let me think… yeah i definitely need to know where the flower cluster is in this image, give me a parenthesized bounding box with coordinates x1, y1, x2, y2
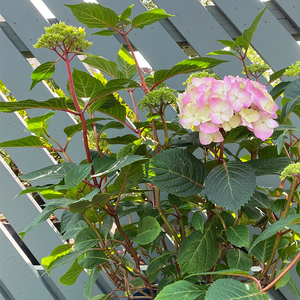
(177, 76, 279, 145)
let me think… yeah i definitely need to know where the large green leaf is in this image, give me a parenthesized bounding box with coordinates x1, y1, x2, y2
(286, 277, 300, 300)
(191, 212, 204, 232)
(226, 225, 250, 248)
(30, 61, 56, 90)
(65, 3, 119, 29)
(78, 250, 108, 269)
(284, 78, 300, 100)
(226, 249, 252, 271)
(275, 269, 290, 290)
(117, 45, 137, 79)
(269, 82, 290, 99)
(178, 222, 219, 274)
(26, 112, 55, 134)
(83, 55, 121, 79)
(155, 280, 207, 300)
(0, 136, 44, 148)
(146, 251, 173, 275)
(59, 259, 84, 286)
(60, 210, 84, 233)
(0, 98, 71, 113)
(153, 57, 227, 85)
(268, 67, 288, 84)
(102, 134, 139, 145)
(148, 148, 206, 197)
(205, 161, 256, 214)
(205, 279, 268, 300)
(247, 191, 270, 209)
(65, 164, 92, 189)
(249, 214, 300, 251)
(20, 163, 77, 181)
(74, 227, 100, 251)
(186, 269, 251, 278)
(131, 8, 174, 30)
(235, 6, 268, 50)
(84, 268, 99, 299)
(281, 95, 300, 123)
(63, 220, 89, 240)
(133, 216, 161, 245)
(246, 157, 292, 176)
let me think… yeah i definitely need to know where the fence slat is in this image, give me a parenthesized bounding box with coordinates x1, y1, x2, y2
(274, 0, 300, 31)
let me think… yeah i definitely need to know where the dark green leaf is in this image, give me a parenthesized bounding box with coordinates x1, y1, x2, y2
(297, 260, 300, 278)
(275, 269, 290, 290)
(284, 78, 300, 100)
(247, 191, 270, 209)
(117, 45, 137, 79)
(251, 235, 277, 263)
(281, 95, 300, 123)
(286, 277, 300, 300)
(65, 3, 119, 29)
(246, 157, 292, 176)
(269, 82, 290, 99)
(226, 225, 250, 248)
(191, 212, 204, 232)
(133, 216, 161, 245)
(0, 136, 44, 148)
(79, 250, 108, 269)
(84, 268, 99, 299)
(63, 220, 89, 240)
(131, 9, 174, 30)
(186, 268, 251, 278)
(59, 259, 84, 286)
(99, 215, 113, 238)
(69, 200, 94, 214)
(226, 249, 252, 271)
(146, 251, 173, 274)
(149, 148, 206, 197)
(205, 161, 256, 214)
(102, 134, 139, 145)
(205, 279, 268, 300)
(277, 131, 288, 155)
(268, 68, 288, 84)
(178, 222, 219, 273)
(74, 227, 99, 251)
(61, 211, 84, 233)
(65, 164, 92, 189)
(101, 121, 125, 132)
(30, 61, 56, 90)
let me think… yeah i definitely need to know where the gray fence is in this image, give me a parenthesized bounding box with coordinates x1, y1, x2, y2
(0, 0, 300, 299)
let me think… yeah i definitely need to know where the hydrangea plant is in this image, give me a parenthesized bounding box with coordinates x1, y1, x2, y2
(1, 3, 300, 300)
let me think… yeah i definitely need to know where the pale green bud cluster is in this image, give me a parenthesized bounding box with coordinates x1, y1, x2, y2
(284, 61, 300, 77)
(33, 21, 93, 52)
(139, 87, 177, 111)
(280, 162, 300, 180)
(182, 71, 220, 86)
(244, 63, 270, 75)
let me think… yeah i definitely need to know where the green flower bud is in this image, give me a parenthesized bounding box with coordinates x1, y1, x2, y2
(284, 61, 300, 77)
(243, 63, 270, 75)
(280, 162, 300, 180)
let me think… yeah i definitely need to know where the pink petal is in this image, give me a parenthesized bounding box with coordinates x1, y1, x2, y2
(200, 122, 219, 133)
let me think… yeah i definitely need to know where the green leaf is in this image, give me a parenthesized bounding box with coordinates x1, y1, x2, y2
(0, 136, 44, 148)
(83, 55, 121, 79)
(0, 98, 71, 113)
(246, 157, 292, 176)
(249, 214, 300, 251)
(74, 227, 100, 251)
(65, 3, 119, 29)
(269, 82, 290, 99)
(90, 295, 111, 300)
(63, 220, 89, 240)
(178, 222, 219, 273)
(297, 259, 300, 277)
(205, 279, 268, 300)
(205, 161, 256, 214)
(146, 251, 173, 274)
(235, 6, 268, 50)
(133, 216, 161, 245)
(79, 250, 108, 269)
(100, 215, 113, 238)
(102, 134, 139, 145)
(284, 78, 300, 100)
(92, 29, 115, 36)
(155, 281, 207, 300)
(93, 157, 117, 175)
(251, 235, 277, 263)
(207, 50, 238, 57)
(277, 131, 288, 155)
(226, 225, 250, 248)
(69, 200, 94, 214)
(129, 278, 144, 287)
(117, 45, 137, 79)
(65, 164, 92, 189)
(84, 268, 99, 299)
(100, 121, 125, 132)
(131, 8, 174, 30)
(281, 96, 300, 123)
(148, 148, 206, 197)
(59, 259, 84, 286)
(26, 112, 55, 134)
(91, 99, 126, 121)
(15, 184, 55, 198)
(226, 249, 252, 271)
(275, 269, 290, 290)
(216, 39, 236, 49)
(153, 57, 227, 85)
(61, 211, 84, 233)
(120, 4, 134, 20)
(186, 268, 251, 278)
(247, 191, 270, 209)
(191, 212, 204, 232)
(93, 155, 147, 177)
(30, 61, 56, 90)
(268, 67, 288, 84)
(286, 277, 300, 300)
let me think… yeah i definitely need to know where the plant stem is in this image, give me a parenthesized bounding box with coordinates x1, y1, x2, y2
(283, 177, 299, 218)
(160, 113, 169, 148)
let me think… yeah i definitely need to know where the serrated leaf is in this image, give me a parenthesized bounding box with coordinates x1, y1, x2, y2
(216, 39, 236, 49)
(155, 280, 207, 300)
(205, 161, 256, 214)
(178, 222, 219, 273)
(148, 148, 206, 197)
(133, 216, 161, 245)
(91, 100, 126, 121)
(191, 212, 204, 232)
(65, 3, 119, 29)
(226, 249, 252, 271)
(284, 78, 300, 100)
(59, 259, 84, 286)
(84, 268, 99, 299)
(131, 8, 174, 30)
(27, 112, 55, 134)
(63, 220, 89, 240)
(102, 134, 139, 145)
(117, 45, 137, 79)
(249, 214, 300, 251)
(268, 67, 288, 84)
(246, 157, 292, 176)
(30, 61, 56, 90)
(83, 55, 121, 79)
(0, 136, 44, 148)
(247, 191, 270, 209)
(281, 95, 300, 123)
(251, 235, 276, 263)
(146, 251, 173, 275)
(286, 277, 300, 300)
(153, 57, 227, 85)
(74, 227, 100, 251)
(92, 157, 117, 175)
(0, 98, 71, 113)
(235, 6, 268, 50)
(207, 50, 238, 57)
(61, 210, 84, 233)
(79, 250, 108, 269)
(226, 225, 250, 248)
(65, 164, 92, 189)
(269, 82, 290, 99)
(120, 4, 134, 20)
(93, 155, 147, 177)
(205, 279, 268, 300)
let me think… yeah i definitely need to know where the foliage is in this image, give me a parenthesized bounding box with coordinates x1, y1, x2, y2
(1, 3, 300, 300)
